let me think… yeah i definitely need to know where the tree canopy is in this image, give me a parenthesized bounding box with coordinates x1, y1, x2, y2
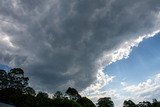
(123, 100, 136, 107)
(77, 97, 96, 107)
(97, 97, 114, 107)
(0, 68, 160, 107)
(66, 87, 81, 100)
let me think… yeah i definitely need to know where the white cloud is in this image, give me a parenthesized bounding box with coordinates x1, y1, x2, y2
(82, 31, 160, 106)
(84, 73, 160, 106)
(82, 68, 115, 94)
(81, 89, 124, 107)
(118, 74, 160, 103)
(82, 30, 160, 91)
(123, 73, 160, 102)
(97, 30, 160, 67)
(121, 82, 127, 87)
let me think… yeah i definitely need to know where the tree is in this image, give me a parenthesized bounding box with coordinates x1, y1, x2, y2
(0, 69, 8, 89)
(123, 100, 136, 107)
(37, 91, 49, 99)
(8, 68, 29, 90)
(66, 87, 81, 100)
(52, 98, 81, 107)
(137, 101, 152, 107)
(54, 91, 63, 99)
(0, 68, 29, 90)
(0, 68, 32, 106)
(152, 99, 159, 107)
(97, 97, 114, 107)
(77, 97, 96, 107)
(23, 86, 36, 96)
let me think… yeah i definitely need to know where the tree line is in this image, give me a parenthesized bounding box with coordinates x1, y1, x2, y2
(0, 68, 160, 107)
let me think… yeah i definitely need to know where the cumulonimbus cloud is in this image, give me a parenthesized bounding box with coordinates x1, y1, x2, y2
(0, 0, 159, 92)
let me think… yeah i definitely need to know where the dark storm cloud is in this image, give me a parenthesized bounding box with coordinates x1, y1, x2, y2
(0, 0, 159, 92)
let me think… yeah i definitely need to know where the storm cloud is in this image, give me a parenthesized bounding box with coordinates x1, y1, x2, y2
(0, 0, 159, 92)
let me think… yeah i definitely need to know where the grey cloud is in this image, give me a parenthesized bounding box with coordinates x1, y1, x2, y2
(0, 0, 159, 92)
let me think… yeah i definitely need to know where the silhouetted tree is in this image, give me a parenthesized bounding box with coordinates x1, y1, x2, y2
(66, 87, 81, 100)
(2, 68, 160, 107)
(37, 91, 48, 99)
(52, 98, 81, 107)
(8, 68, 29, 90)
(97, 97, 114, 107)
(0, 87, 22, 104)
(23, 86, 36, 96)
(152, 99, 159, 107)
(0, 69, 8, 89)
(0, 68, 32, 106)
(77, 97, 96, 107)
(54, 91, 63, 99)
(123, 100, 136, 107)
(0, 69, 81, 107)
(137, 101, 152, 107)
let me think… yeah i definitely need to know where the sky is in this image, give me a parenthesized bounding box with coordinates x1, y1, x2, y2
(100, 33, 160, 106)
(106, 33, 160, 83)
(0, 0, 160, 106)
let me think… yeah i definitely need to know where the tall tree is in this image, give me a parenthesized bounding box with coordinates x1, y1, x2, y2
(0, 68, 29, 90)
(97, 97, 114, 107)
(23, 86, 36, 96)
(137, 101, 152, 107)
(8, 68, 29, 90)
(66, 87, 81, 100)
(0, 69, 8, 89)
(123, 100, 136, 107)
(37, 91, 49, 99)
(152, 99, 159, 107)
(77, 97, 96, 107)
(54, 91, 63, 99)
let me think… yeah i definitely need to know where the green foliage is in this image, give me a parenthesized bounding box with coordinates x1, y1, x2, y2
(136, 101, 152, 107)
(52, 98, 81, 107)
(123, 99, 160, 107)
(66, 87, 81, 100)
(97, 97, 114, 107)
(23, 87, 36, 96)
(77, 97, 96, 107)
(152, 99, 160, 107)
(9, 68, 29, 89)
(1, 68, 160, 107)
(0, 69, 8, 89)
(54, 91, 63, 99)
(37, 91, 49, 99)
(123, 100, 136, 107)
(0, 68, 29, 90)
